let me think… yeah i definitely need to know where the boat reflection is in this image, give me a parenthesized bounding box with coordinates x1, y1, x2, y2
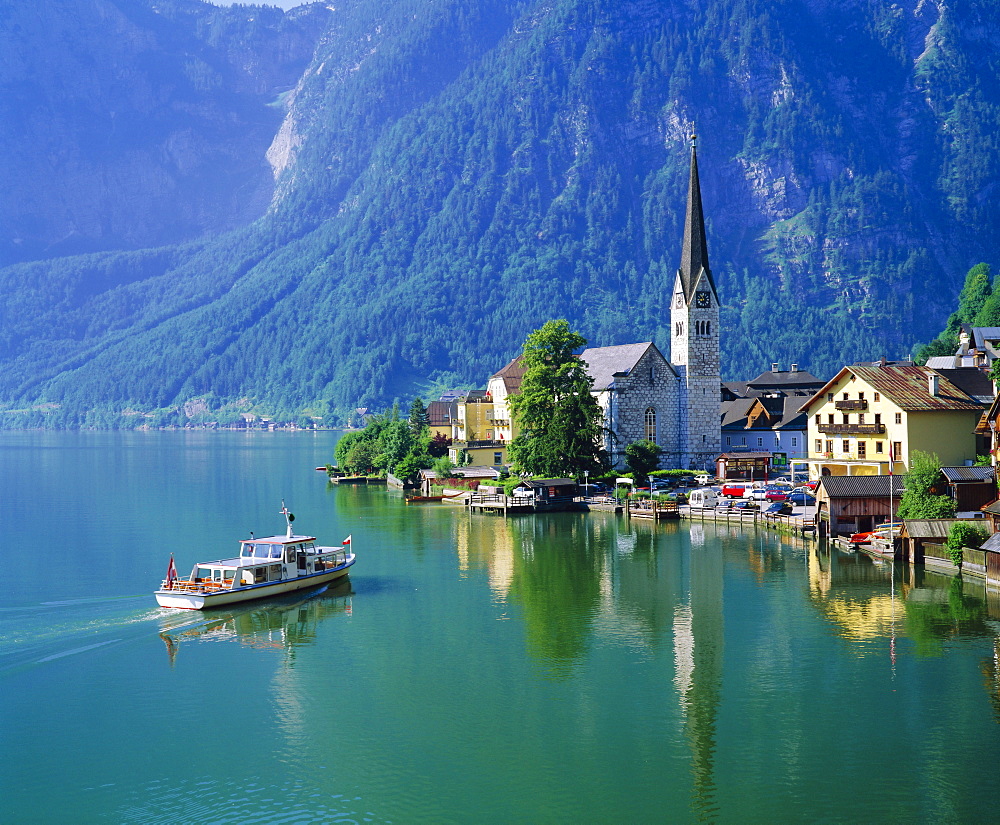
(158, 580, 354, 666)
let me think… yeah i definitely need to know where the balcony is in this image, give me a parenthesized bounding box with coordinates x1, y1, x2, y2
(817, 422, 885, 435)
(834, 399, 868, 411)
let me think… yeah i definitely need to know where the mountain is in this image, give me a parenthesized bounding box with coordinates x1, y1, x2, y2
(1, 0, 998, 428)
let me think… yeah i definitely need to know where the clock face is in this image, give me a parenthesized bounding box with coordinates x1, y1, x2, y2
(696, 291, 711, 308)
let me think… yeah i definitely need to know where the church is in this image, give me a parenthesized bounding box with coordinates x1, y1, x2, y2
(580, 139, 721, 471)
(469, 141, 722, 472)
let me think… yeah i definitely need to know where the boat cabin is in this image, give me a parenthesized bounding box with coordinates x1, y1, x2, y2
(185, 534, 350, 591)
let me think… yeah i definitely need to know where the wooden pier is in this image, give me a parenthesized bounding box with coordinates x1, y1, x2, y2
(680, 505, 817, 536)
(467, 492, 536, 515)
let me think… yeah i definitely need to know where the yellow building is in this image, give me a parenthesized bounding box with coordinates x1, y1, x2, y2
(449, 390, 507, 467)
(799, 365, 983, 478)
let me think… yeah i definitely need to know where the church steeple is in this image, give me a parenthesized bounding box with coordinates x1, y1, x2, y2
(678, 136, 715, 302)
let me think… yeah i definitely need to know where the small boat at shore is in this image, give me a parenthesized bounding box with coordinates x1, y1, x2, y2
(155, 504, 355, 610)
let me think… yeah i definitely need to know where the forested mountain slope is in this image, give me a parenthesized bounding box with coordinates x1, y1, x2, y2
(1, 0, 997, 427)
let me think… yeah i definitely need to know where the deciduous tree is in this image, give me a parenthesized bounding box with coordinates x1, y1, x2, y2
(507, 320, 607, 477)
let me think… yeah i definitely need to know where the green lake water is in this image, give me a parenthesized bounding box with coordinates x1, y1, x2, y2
(2, 430, 1000, 823)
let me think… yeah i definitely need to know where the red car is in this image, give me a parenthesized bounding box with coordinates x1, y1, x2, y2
(764, 489, 788, 502)
(721, 483, 747, 498)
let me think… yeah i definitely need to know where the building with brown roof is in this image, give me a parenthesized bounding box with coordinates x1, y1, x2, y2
(799, 364, 985, 478)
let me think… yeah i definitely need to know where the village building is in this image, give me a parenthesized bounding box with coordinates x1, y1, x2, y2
(799, 364, 984, 478)
(720, 395, 808, 464)
(815, 474, 905, 537)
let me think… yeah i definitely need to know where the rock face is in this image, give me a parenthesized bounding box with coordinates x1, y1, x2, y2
(0, 0, 330, 265)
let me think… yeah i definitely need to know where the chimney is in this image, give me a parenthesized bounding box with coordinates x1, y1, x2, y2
(928, 372, 940, 397)
(960, 331, 970, 355)
(790, 363, 799, 373)
(771, 362, 780, 372)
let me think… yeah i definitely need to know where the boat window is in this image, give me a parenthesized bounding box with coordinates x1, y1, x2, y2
(270, 544, 282, 559)
(254, 567, 267, 584)
(241, 543, 254, 557)
(213, 569, 222, 581)
(269, 564, 282, 580)
(285, 545, 295, 564)
(223, 570, 235, 581)
(197, 567, 213, 580)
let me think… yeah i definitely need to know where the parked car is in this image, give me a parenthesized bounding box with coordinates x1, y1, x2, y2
(786, 492, 816, 505)
(745, 486, 783, 501)
(764, 502, 793, 516)
(721, 483, 747, 498)
(719, 499, 757, 511)
(804, 480, 819, 491)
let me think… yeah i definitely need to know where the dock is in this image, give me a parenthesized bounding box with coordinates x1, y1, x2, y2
(680, 505, 817, 536)
(327, 475, 386, 485)
(467, 492, 536, 515)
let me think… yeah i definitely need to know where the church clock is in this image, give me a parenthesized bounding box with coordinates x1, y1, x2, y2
(695, 291, 711, 308)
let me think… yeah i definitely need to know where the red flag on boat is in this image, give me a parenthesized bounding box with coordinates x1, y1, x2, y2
(342, 535, 352, 546)
(165, 555, 178, 590)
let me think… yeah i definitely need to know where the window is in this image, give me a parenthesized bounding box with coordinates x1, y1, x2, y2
(859, 392, 865, 400)
(757, 437, 763, 447)
(895, 412, 902, 424)
(858, 441, 866, 458)
(874, 413, 881, 424)
(644, 407, 656, 441)
(826, 440, 834, 454)
(875, 441, 884, 453)
(874, 393, 880, 402)
(843, 392, 849, 400)
(827, 393, 834, 402)
(815, 439, 822, 453)
(892, 442, 902, 461)
(792, 437, 798, 447)
(815, 414, 820, 425)
(842, 440, 850, 453)
(775, 435, 780, 446)
(842, 414, 849, 425)
(741, 436, 746, 445)
(494, 452, 502, 465)
(828, 414, 834, 424)
(726, 436, 732, 446)
(859, 413, 865, 424)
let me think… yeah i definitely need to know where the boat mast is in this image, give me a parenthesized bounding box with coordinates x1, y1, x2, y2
(280, 501, 294, 539)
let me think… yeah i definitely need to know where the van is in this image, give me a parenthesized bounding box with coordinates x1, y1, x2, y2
(688, 488, 718, 509)
(720, 483, 746, 498)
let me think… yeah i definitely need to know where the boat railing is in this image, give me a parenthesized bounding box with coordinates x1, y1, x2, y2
(160, 578, 230, 593)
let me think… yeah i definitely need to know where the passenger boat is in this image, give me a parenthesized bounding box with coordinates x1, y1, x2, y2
(155, 504, 355, 610)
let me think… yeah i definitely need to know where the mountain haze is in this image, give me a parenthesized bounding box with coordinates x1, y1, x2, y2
(1, 0, 998, 427)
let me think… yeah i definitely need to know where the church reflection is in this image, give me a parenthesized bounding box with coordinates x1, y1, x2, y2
(158, 580, 354, 667)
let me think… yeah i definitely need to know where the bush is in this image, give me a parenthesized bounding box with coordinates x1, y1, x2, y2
(946, 522, 989, 569)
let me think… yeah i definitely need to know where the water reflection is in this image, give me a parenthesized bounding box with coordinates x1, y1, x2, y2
(158, 581, 354, 667)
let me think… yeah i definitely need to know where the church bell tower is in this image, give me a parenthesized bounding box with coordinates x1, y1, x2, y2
(670, 136, 721, 469)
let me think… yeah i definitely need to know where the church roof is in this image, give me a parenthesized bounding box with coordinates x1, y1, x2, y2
(677, 142, 716, 302)
(580, 342, 674, 391)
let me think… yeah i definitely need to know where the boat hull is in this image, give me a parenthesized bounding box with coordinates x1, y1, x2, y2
(155, 558, 355, 610)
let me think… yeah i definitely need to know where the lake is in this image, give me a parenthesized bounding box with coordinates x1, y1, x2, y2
(2, 430, 999, 823)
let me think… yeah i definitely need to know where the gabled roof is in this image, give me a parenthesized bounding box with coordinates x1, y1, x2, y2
(746, 367, 824, 391)
(971, 327, 1000, 349)
(490, 355, 527, 396)
(676, 142, 716, 303)
(799, 365, 983, 413)
(981, 531, 1000, 552)
(519, 478, 577, 489)
(941, 466, 995, 483)
(720, 398, 754, 428)
(580, 342, 674, 391)
(819, 475, 905, 498)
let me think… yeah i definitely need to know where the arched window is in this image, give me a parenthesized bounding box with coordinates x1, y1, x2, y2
(645, 407, 656, 442)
